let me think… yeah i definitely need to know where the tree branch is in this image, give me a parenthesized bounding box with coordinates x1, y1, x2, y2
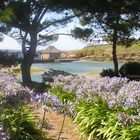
(39, 11, 87, 32)
(37, 8, 48, 24)
(20, 30, 28, 55)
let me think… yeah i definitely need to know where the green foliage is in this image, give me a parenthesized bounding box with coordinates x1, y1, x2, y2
(72, 40, 140, 59)
(70, 0, 140, 75)
(100, 68, 117, 77)
(50, 87, 76, 117)
(103, 36, 136, 47)
(48, 75, 140, 139)
(71, 0, 140, 43)
(75, 50, 84, 58)
(0, 7, 13, 22)
(0, 105, 44, 140)
(50, 87, 76, 105)
(119, 62, 140, 77)
(75, 49, 95, 58)
(0, 1, 13, 40)
(4, 0, 79, 83)
(0, 51, 20, 67)
(74, 99, 111, 138)
(74, 98, 140, 140)
(71, 27, 93, 41)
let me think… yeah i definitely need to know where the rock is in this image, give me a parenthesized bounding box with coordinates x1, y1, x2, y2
(42, 69, 76, 82)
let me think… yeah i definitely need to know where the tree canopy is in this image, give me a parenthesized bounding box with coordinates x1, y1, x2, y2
(1, 0, 140, 83)
(69, 0, 140, 75)
(0, 0, 13, 41)
(3, 0, 81, 84)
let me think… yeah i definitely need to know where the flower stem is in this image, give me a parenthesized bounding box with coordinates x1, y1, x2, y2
(41, 110, 46, 131)
(57, 114, 66, 140)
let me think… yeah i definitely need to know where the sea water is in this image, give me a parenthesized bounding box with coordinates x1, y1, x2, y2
(32, 61, 122, 82)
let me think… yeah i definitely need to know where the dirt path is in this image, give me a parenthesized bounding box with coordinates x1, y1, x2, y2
(34, 108, 84, 140)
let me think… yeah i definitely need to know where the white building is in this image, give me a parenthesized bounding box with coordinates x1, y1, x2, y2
(0, 46, 61, 61)
(0, 50, 42, 60)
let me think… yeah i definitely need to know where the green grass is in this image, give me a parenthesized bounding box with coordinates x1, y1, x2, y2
(71, 40, 140, 60)
(16, 67, 45, 75)
(30, 67, 45, 73)
(85, 71, 100, 78)
(85, 40, 140, 55)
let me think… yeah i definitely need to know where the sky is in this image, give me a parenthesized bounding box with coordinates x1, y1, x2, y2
(0, 19, 89, 51)
(1, 30, 140, 51)
(0, 20, 140, 51)
(0, 34, 87, 51)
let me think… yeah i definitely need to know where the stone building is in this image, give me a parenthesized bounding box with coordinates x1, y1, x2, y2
(42, 46, 61, 60)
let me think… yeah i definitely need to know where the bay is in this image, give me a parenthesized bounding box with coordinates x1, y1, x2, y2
(32, 61, 122, 82)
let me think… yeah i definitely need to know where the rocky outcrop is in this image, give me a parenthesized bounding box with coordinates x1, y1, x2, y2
(42, 69, 76, 82)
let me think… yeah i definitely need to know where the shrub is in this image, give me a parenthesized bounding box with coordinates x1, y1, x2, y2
(0, 51, 20, 67)
(100, 68, 116, 77)
(119, 62, 140, 77)
(0, 71, 32, 107)
(75, 49, 95, 58)
(0, 105, 44, 140)
(74, 99, 140, 140)
(49, 75, 140, 140)
(74, 99, 113, 139)
(0, 72, 45, 140)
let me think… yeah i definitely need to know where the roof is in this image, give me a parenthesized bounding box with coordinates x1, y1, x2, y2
(43, 46, 61, 53)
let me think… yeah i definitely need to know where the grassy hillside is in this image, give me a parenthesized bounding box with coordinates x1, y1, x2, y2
(90, 41, 140, 55)
(62, 41, 140, 61)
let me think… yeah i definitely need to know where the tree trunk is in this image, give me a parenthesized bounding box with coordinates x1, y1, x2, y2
(21, 54, 32, 84)
(21, 32, 37, 85)
(112, 28, 119, 76)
